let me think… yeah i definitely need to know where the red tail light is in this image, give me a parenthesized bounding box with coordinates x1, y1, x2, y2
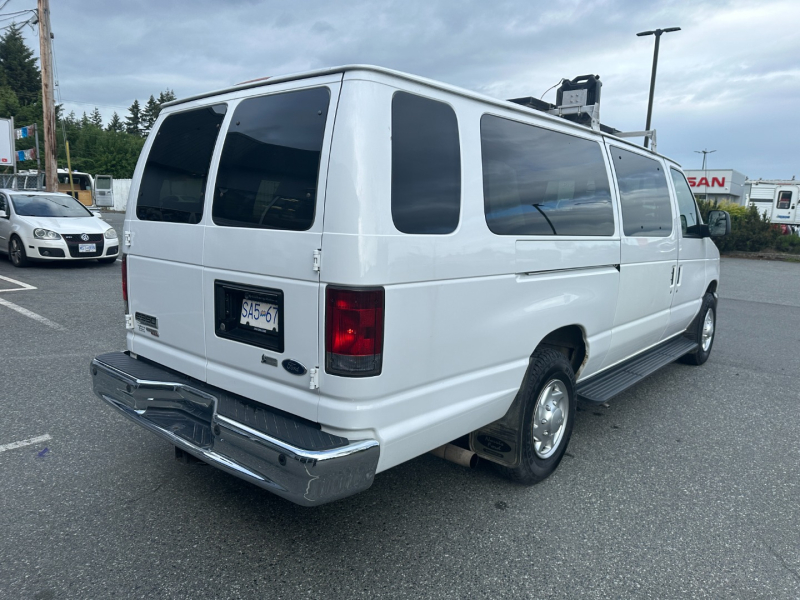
(121, 254, 128, 303)
(326, 287, 384, 377)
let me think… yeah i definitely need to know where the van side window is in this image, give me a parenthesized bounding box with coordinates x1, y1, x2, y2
(611, 148, 672, 237)
(391, 92, 461, 234)
(212, 87, 330, 232)
(670, 168, 702, 236)
(0, 194, 6, 212)
(137, 104, 227, 224)
(777, 191, 792, 209)
(481, 115, 614, 236)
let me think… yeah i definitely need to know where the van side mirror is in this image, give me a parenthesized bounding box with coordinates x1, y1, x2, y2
(707, 210, 731, 237)
(0, 209, 7, 219)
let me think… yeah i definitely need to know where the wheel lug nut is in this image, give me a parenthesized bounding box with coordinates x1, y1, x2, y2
(541, 419, 547, 424)
(546, 405, 551, 411)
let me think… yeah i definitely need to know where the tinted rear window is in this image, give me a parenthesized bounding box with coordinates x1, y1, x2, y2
(481, 115, 614, 236)
(212, 87, 330, 231)
(611, 148, 673, 237)
(391, 92, 461, 234)
(137, 104, 227, 224)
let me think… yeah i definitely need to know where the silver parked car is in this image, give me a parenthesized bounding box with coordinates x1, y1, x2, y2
(0, 190, 119, 267)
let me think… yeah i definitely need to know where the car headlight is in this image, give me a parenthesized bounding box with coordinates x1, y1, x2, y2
(104, 228, 118, 239)
(33, 228, 61, 240)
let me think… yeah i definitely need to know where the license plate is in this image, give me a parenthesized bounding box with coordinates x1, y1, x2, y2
(79, 243, 96, 253)
(240, 299, 279, 332)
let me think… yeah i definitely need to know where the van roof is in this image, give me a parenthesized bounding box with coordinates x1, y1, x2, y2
(164, 64, 679, 165)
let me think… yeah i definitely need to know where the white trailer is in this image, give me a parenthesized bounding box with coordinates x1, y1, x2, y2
(747, 180, 800, 225)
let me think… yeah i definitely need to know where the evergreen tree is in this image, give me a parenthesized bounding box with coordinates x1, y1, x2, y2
(157, 89, 177, 104)
(125, 99, 141, 136)
(141, 95, 159, 134)
(81, 111, 90, 128)
(0, 25, 41, 105)
(106, 112, 123, 132)
(0, 86, 20, 116)
(90, 107, 103, 128)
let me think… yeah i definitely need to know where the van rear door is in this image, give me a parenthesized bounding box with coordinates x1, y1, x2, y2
(201, 77, 341, 421)
(126, 103, 228, 381)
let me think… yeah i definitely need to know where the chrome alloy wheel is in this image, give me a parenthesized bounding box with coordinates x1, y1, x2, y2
(9, 238, 22, 266)
(701, 307, 715, 352)
(532, 379, 568, 459)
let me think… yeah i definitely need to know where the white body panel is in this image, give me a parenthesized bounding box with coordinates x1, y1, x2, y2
(122, 65, 721, 475)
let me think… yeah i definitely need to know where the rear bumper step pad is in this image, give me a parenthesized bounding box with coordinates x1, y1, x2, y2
(90, 351, 379, 506)
(577, 337, 698, 404)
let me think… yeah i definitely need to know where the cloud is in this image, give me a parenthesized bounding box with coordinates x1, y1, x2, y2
(15, 0, 800, 178)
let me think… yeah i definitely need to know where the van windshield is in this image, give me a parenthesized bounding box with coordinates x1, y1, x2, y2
(11, 194, 93, 217)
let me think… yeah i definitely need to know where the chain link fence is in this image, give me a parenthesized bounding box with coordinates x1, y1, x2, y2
(0, 173, 45, 190)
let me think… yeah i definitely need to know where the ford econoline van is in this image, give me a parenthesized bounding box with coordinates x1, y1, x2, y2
(91, 65, 730, 506)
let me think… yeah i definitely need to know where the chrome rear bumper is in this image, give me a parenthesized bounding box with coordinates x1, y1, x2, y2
(90, 352, 379, 506)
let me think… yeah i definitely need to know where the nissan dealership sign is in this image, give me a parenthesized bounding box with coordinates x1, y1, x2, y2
(683, 168, 747, 202)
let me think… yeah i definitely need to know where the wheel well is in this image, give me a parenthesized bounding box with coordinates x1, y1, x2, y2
(538, 325, 587, 376)
(706, 280, 718, 295)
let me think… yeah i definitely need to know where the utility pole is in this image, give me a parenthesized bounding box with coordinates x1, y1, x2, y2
(37, 0, 57, 192)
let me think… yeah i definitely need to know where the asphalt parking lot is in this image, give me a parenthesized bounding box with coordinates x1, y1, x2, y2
(1, 226, 799, 599)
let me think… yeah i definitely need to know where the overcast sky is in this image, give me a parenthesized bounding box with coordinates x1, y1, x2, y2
(12, 0, 800, 179)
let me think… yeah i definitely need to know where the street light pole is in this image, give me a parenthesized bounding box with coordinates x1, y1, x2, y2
(694, 148, 716, 170)
(637, 27, 681, 149)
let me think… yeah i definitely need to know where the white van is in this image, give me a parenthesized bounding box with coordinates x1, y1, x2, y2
(91, 65, 730, 506)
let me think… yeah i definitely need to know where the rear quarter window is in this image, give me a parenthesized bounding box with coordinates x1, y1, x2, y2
(136, 104, 227, 224)
(211, 87, 330, 232)
(481, 115, 614, 236)
(391, 92, 461, 234)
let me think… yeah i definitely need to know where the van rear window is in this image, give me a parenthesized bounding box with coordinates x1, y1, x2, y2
(211, 87, 330, 231)
(391, 92, 461, 234)
(481, 115, 614, 236)
(136, 104, 227, 224)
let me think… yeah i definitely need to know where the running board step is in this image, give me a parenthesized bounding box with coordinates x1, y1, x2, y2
(577, 337, 698, 404)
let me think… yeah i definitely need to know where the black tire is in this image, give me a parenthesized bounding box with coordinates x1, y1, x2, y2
(680, 292, 717, 366)
(9, 236, 28, 267)
(497, 347, 577, 485)
(97, 256, 117, 264)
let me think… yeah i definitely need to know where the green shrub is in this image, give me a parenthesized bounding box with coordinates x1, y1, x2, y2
(696, 198, 786, 253)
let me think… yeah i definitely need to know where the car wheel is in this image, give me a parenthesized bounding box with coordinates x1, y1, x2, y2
(497, 347, 576, 485)
(97, 257, 117, 264)
(680, 292, 717, 366)
(9, 236, 28, 267)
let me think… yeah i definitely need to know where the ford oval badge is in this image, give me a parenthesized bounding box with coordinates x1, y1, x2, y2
(282, 359, 307, 376)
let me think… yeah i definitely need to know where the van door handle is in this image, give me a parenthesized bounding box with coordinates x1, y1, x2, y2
(676, 266, 682, 286)
(670, 266, 676, 286)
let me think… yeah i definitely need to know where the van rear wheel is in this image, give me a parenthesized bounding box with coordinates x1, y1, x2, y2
(497, 347, 576, 485)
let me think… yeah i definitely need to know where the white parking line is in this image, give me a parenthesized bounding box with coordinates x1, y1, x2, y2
(0, 274, 37, 292)
(0, 297, 65, 330)
(0, 434, 52, 454)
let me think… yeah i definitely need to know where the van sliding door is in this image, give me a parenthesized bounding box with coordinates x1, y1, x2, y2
(602, 145, 678, 368)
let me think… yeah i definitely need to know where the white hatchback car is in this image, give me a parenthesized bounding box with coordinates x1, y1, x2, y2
(0, 190, 120, 267)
